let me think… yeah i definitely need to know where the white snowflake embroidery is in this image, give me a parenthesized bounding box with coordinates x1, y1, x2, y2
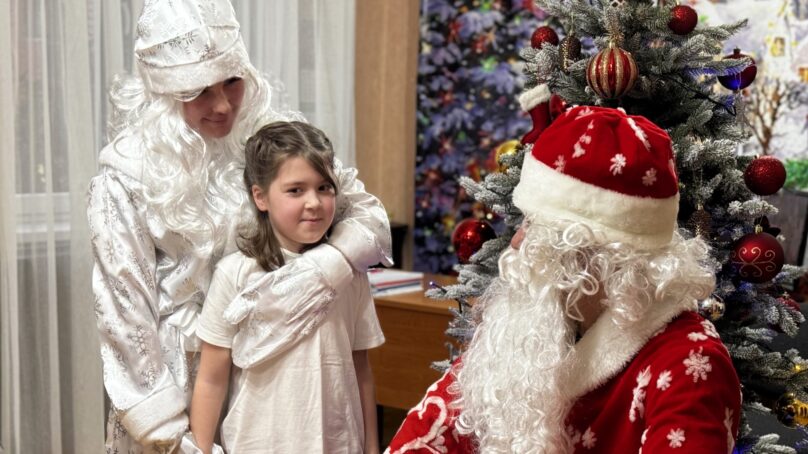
(724, 408, 735, 454)
(667, 428, 686, 448)
(642, 168, 658, 186)
(576, 107, 594, 119)
(629, 366, 652, 422)
(127, 325, 150, 356)
(701, 320, 720, 338)
(554, 155, 566, 172)
(140, 362, 158, 389)
(573, 133, 592, 158)
(610, 153, 627, 175)
(573, 142, 586, 158)
(687, 332, 708, 342)
(656, 370, 672, 391)
(582, 427, 597, 449)
(689, 319, 720, 342)
(587, 120, 595, 130)
(684, 347, 712, 383)
(627, 117, 651, 150)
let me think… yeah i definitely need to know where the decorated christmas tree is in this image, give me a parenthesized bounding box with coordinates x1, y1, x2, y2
(429, 0, 808, 451)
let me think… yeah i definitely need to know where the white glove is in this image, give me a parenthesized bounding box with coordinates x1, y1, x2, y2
(223, 244, 353, 369)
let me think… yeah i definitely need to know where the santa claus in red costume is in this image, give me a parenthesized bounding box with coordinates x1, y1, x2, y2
(387, 85, 742, 453)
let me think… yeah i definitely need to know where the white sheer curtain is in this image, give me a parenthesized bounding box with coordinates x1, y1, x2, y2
(235, 0, 357, 164)
(1, 0, 105, 452)
(0, 0, 356, 452)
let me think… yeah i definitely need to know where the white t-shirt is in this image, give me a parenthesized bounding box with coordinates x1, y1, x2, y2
(196, 250, 385, 453)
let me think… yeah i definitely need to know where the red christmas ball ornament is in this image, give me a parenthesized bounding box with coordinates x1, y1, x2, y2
(744, 155, 787, 196)
(668, 5, 698, 35)
(531, 26, 559, 49)
(717, 48, 757, 91)
(586, 41, 639, 99)
(731, 230, 785, 283)
(451, 218, 496, 264)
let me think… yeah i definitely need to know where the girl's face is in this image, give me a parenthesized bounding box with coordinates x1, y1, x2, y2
(182, 77, 245, 139)
(252, 156, 336, 253)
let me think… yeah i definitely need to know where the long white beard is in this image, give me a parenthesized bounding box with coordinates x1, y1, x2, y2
(455, 246, 576, 454)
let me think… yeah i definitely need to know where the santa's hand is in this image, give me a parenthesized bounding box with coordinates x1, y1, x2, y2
(177, 432, 224, 454)
(223, 243, 353, 369)
(141, 412, 187, 453)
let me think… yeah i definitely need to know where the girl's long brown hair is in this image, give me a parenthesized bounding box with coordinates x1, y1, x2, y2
(239, 121, 338, 271)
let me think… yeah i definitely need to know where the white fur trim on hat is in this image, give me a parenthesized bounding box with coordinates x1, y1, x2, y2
(518, 84, 551, 112)
(513, 154, 679, 250)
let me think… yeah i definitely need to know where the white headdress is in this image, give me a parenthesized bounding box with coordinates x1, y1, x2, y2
(134, 0, 251, 99)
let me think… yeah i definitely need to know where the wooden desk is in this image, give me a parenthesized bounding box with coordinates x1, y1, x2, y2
(369, 274, 459, 410)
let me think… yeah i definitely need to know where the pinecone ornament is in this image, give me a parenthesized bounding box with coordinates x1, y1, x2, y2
(610, 0, 627, 8)
(687, 205, 712, 238)
(559, 32, 582, 73)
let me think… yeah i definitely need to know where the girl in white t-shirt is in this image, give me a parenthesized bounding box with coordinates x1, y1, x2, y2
(190, 121, 384, 454)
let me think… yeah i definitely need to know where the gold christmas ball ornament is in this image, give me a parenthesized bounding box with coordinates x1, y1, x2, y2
(494, 140, 521, 172)
(774, 393, 808, 428)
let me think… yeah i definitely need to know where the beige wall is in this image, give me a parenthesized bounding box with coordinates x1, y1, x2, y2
(355, 1, 420, 269)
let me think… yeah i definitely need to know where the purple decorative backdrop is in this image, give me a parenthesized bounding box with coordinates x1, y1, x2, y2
(414, 0, 545, 273)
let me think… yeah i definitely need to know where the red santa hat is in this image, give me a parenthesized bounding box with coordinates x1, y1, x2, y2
(513, 105, 680, 250)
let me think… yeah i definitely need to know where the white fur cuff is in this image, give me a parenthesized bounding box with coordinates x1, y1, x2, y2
(518, 84, 551, 112)
(122, 384, 186, 442)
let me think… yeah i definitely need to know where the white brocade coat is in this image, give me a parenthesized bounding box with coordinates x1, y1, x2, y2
(87, 132, 392, 453)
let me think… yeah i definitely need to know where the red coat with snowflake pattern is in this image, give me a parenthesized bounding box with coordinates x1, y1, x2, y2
(386, 311, 741, 453)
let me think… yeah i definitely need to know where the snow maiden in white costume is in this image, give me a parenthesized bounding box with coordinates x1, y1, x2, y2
(87, 1, 391, 452)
